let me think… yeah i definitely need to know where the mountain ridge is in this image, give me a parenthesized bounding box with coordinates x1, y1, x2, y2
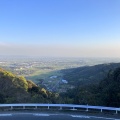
(62, 63, 120, 86)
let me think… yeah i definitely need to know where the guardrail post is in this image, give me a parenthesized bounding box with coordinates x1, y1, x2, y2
(86, 104, 88, 111)
(35, 106, 37, 109)
(72, 107, 75, 110)
(60, 106, 62, 110)
(116, 110, 118, 114)
(48, 106, 49, 109)
(86, 108, 88, 111)
(11, 106, 13, 110)
(23, 106, 25, 109)
(71, 107, 77, 110)
(101, 109, 103, 112)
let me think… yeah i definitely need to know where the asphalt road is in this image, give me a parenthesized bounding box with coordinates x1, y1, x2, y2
(0, 112, 119, 120)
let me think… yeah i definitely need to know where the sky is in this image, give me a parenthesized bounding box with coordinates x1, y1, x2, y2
(0, 0, 120, 58)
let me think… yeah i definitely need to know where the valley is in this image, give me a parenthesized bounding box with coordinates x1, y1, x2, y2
(0, 56, 120, 107)
(0, 56, 120, 93)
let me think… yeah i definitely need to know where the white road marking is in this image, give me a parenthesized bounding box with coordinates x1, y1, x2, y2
(33, 114, 49, 116)
(0, 114, 12, 116)
(71, 115, 120, 120)
(13, 113, 32, 115)
(71, 115, 90, 118)
(90, 116, 120, 120)
(0, 113, 119, 120)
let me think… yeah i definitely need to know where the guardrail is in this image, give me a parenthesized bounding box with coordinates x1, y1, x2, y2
(0, 104, 120, 114)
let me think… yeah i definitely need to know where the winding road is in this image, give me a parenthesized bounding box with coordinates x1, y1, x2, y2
(0, 111, 119, 120)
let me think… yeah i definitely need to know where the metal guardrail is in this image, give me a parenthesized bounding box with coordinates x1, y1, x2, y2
(0, 104, 120, 114)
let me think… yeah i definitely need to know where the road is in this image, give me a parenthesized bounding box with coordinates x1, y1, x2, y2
(0, 112, 119, 120)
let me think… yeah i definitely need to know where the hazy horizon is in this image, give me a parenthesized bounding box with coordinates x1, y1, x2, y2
(0, 0, 120, 58)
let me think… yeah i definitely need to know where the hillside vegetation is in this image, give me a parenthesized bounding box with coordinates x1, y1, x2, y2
(60, 67, 120, 107)
(62, 63, 120, 86)
(0, 65, 120, 108)
(0, 68, 58, 103)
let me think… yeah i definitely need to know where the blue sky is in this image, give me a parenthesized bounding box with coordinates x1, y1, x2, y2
(0, 0, 120, 57)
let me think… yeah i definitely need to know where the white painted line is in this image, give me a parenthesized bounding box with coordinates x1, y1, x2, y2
(12, 113, 33, 116)
(71, 115, 90, 118)
(33, 114, 49, 116)
(91, 116, 114, 120)
(71, 115, 120, 120)
(90, 116, 120, 120)
(0, 114, 12, 116)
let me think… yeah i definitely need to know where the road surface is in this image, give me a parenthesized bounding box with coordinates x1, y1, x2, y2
(0, 111, 119, 120)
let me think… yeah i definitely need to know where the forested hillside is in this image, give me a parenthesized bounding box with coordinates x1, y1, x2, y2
(0, 68, 59, 103)
(62, 63, 120, 86)
(0, 66, 120, 107)
(60, 67, 120, 107)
